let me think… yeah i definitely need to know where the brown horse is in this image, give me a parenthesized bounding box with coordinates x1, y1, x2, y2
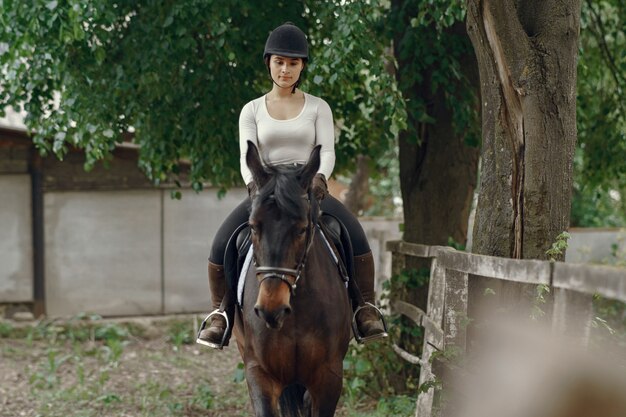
(231, 141, 352, 417)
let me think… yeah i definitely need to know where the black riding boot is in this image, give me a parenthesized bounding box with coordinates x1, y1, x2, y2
(353, 251, 387, 343)
(196, 262, 231, 349)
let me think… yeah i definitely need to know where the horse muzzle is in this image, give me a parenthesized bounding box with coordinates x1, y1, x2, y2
(253, 266, 298, 330)
(254, 304, 292, 330)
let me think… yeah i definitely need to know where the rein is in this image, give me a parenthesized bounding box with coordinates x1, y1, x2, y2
(254, 193, 315, 296)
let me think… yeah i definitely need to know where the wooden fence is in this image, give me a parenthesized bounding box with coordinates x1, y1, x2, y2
(387, 240, 626, 417)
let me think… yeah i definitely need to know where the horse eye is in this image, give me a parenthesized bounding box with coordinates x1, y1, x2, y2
(298, 227, 307, 236)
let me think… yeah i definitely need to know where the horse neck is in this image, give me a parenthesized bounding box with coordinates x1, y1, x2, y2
(303, 236, 342, 287)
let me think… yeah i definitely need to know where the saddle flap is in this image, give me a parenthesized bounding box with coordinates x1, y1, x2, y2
(319, 213, 354, 282)
(223, 222, 252, 296)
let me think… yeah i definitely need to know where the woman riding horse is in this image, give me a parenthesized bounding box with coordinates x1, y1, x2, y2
(197, 22, 386, 348)
(235, 141, 351, 416)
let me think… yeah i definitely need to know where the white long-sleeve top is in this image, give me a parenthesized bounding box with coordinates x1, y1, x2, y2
(239, 92, 336, 185)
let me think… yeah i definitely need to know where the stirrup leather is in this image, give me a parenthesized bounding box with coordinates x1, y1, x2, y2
(196, 309, 231, 350)
(352, 302, 389, 344)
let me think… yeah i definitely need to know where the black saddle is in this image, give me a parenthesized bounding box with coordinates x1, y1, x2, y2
(223, 213, 354, 299)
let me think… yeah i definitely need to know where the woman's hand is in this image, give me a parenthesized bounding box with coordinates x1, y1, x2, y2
(312, 173, 328, 201)
(247, 181, 258, 197)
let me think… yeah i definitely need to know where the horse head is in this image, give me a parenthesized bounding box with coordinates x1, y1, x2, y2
(246, 140, 321, 330)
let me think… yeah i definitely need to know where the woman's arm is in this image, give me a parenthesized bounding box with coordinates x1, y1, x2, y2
(315, 98, 336, 179)
(239, 101, 257, 185)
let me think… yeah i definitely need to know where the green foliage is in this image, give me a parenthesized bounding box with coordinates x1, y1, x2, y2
(190, 382, 214, 410)
(387, 0, 479, 146)
(530, 284, 551, 321)
(590, 239, 626, 348)
(571, 173, 626, 227)
(574, 0, 626, 225)
(166, 319, 194, 351)
(342, 268, 428, 404)
(368, 395, 416, 417)
(29, 348, 73, 389)
(233, 361, 246, 383)
(545, 231, 571, 261)
(343, 338, 418, 402)
(594, 297, 626, 336)
(386, 267, 430, 292)
(306, 1, 406, 175)
(0, 1, 404, 190)
(94, 323, 130, 342)
(365, 147, 402, 217)
(0, 321, 14, 338)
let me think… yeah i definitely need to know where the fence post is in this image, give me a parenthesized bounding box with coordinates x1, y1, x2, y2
(439, 266, 469, 417)
(415, 250, 446, 417)
(551, 288, 593, 347)
(443, 269, 469, 352)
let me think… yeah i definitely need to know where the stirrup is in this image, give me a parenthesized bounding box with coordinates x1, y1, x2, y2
(352, 302, 389, 344)
(196, 309, 231, 350)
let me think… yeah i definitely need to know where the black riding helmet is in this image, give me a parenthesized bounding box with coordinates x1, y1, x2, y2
(263, 22, 308, 93)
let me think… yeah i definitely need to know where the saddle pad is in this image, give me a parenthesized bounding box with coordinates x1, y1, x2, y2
(237, 244, 254, 306)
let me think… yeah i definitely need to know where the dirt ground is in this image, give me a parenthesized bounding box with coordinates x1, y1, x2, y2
(0, 315, 384, 417)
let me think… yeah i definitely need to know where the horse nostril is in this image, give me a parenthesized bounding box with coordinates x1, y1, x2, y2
(254, 306, 261, 317)
(283, 306, 292, 316)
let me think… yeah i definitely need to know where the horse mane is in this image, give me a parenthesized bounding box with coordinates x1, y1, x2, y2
(252, 164, 320, 224)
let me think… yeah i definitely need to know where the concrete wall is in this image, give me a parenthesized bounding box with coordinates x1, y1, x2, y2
(566, 228, 626, 264)
(44, 190, 162, 316)
(40, 188, 400, 317)
(361, 217, 403, 295)
(163, 188, 247, 313)
(43, 188, 248, 316)
(0, 175, 33, 302)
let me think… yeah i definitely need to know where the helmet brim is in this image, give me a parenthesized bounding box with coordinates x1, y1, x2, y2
(264, 49, 308, 59)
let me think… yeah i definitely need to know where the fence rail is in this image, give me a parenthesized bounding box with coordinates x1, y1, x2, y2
(386, 240, 626, 417)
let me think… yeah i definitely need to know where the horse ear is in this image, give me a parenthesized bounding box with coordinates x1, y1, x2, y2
(246, 141, 270, 187)
(300, 145, 321, 189)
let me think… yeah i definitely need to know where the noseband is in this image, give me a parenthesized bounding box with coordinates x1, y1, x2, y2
(254, 194, 315, 296)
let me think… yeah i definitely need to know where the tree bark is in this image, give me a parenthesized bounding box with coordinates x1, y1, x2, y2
(467, 0, 581, 260)
(391, 5, 480, 317)
(392, 18, 480, 250)
(344, 155, 371, 216)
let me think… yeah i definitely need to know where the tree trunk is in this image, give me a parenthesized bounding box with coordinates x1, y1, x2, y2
(392, 20, 480, 250)
(344, 155, 371, 216)
(467, 0, 581, 260)
(391, 5, 480, 315)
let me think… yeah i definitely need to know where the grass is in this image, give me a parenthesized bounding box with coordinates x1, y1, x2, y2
(0, 315, 415, 417)
(1, 315, 248, 417)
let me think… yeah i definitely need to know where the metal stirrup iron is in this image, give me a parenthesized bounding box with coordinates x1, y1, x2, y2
(196, 309, 231, 350)
(352, 302, 389, 344)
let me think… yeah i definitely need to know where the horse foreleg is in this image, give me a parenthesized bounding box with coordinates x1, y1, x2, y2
(245, 362, 282, 417)
(306, 363, 343, 417)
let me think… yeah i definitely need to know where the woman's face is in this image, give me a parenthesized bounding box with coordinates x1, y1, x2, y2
(269, 55, 304, 88)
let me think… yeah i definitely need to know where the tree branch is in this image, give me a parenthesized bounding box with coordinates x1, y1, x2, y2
(585, 0, 626, 93)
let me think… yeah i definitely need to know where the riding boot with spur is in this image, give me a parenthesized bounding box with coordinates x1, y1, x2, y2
(353, 251, 388, 343)
(196, 262, 231, 349)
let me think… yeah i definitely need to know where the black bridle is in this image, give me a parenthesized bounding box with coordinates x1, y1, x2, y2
(254, 194, 316, 296)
